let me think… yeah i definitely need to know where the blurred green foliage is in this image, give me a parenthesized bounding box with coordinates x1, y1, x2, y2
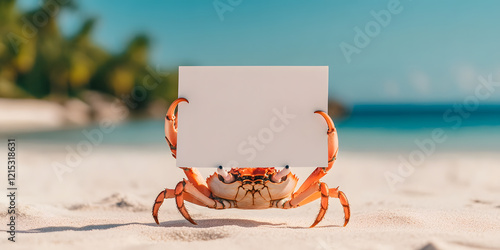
(0, 0, 178, 110)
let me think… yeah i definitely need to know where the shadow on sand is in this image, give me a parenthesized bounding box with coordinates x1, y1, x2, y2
(10, 217, 340, 234)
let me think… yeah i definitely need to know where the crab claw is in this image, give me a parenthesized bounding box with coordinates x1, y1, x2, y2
(271, 165, 290, 183)
(165, 98, 189, 158)
(217, 166, 235, 183)
(314, 111, 338, 171)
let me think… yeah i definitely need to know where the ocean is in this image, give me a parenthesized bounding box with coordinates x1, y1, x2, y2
(7, 111, 500, 152)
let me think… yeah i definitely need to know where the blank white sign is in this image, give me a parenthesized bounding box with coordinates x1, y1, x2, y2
(176, 66, 328, 168)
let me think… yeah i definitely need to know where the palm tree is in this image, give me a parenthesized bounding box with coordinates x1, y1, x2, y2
(0, 0, 179, 113)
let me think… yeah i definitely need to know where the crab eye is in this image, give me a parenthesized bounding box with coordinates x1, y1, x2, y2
(217, 166, 236, 183)
(271, 165, 290, 183)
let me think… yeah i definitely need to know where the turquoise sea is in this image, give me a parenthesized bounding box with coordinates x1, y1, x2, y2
(7, 105, 500, 152)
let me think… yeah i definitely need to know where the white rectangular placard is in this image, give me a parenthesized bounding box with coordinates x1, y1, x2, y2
(176, 66, 328, 168)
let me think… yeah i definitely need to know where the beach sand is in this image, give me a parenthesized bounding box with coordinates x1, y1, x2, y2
(1, 144, 499, 250)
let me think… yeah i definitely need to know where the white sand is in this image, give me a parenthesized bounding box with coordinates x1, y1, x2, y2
(1, 144, 499, 249)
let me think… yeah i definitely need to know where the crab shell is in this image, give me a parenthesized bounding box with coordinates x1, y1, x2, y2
(206, 167, 298, 209)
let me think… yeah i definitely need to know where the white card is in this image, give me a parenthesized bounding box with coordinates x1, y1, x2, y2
(176, 66, 328, 168)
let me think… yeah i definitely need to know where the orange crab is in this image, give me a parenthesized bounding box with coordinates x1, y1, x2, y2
(152, 98, 350, 228)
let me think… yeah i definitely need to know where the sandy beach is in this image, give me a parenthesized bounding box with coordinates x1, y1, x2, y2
(3, 1, 500, 249)
(1, 144, 499, 250)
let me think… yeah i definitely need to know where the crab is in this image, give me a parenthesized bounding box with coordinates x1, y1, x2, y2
(152, 98, 350, 228)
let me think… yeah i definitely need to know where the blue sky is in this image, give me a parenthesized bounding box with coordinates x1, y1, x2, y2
(17, 0, 500, 105)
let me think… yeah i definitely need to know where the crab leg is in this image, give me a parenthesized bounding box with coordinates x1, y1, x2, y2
(330, 187, 350, 227)
(152, 188, 207, 225)
(165, 98, 189, 158)
(153, 168, 211, 224)
(310, 182, 329, 228)
(294, 111, 339, 197)
(152, 188, 174, 224)
(181, 167, 212, 197)
(283, 182, 350, 227)
(153, 179, 229, 225)
(174, 181, 198, 225)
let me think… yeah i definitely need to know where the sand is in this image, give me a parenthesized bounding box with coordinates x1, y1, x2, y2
(1, 144, 499, 250)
